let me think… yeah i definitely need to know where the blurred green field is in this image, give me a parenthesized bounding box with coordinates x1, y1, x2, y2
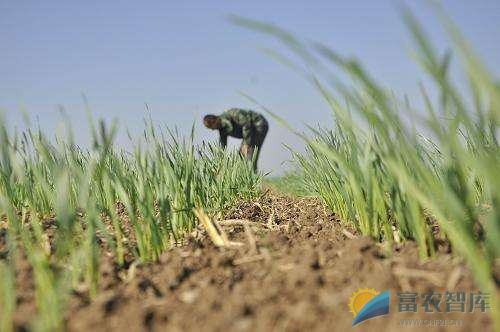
(264, 171, 311, 197)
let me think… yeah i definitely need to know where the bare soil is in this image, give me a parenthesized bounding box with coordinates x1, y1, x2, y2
(7, 190, 495, 331)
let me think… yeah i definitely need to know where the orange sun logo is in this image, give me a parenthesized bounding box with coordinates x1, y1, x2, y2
(348, 288, 380, 317)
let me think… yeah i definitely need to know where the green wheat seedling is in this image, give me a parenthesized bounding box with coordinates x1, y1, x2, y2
(0, 112, 261, 330)
(232, 6, 499, 328)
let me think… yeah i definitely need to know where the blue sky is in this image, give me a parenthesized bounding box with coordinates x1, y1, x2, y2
(1, 1, 499, 173)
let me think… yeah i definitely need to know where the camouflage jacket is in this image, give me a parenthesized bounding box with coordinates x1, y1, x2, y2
(218, 108, 266, 146)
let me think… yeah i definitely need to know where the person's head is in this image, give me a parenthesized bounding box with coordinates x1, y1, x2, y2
(203, 114, 221, 130)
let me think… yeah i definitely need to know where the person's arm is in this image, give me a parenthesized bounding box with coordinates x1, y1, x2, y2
(219, 132, 227, 149)
(219, 117, 232, 149)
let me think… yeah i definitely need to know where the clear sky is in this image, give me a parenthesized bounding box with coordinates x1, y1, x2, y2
(1, 1, 499, 174)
